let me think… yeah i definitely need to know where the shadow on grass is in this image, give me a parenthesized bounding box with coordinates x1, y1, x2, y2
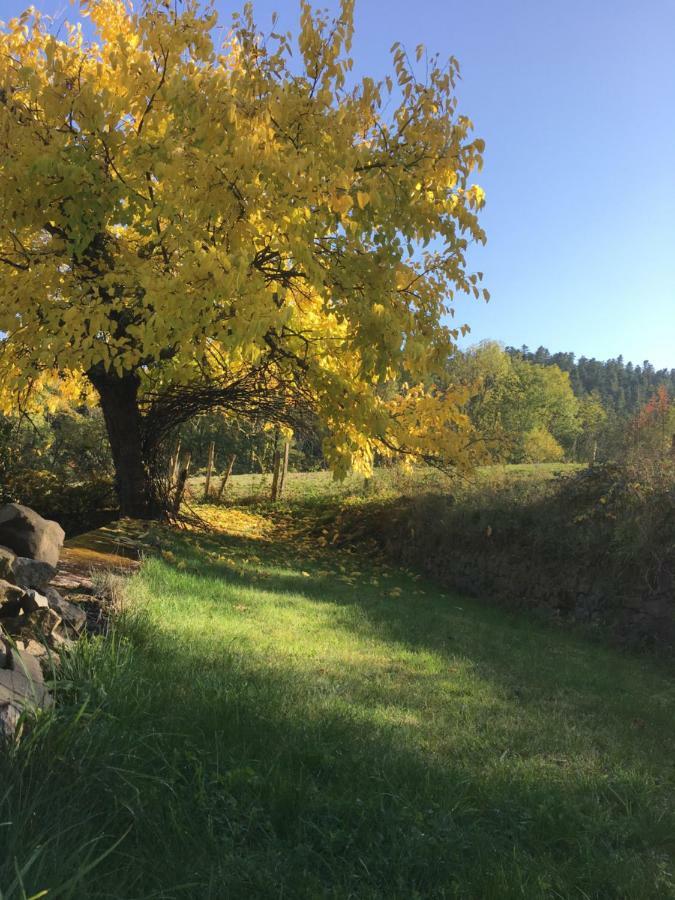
(163, 524, 675, 744)
(1, 605, 671, 900)
(3, 520, 672, 899)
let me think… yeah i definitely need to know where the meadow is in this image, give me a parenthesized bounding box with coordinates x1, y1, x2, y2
(1, 488, 673, 899)
(187, 461, 580, 505)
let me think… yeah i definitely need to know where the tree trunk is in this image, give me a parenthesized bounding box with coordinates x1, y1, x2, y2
(88, 368, 157, 519)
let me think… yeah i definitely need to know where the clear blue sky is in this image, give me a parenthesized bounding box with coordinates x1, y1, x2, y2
(5, 0, 675, 368)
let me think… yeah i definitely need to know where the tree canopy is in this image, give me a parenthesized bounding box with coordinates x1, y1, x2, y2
(0, 0, 487, 514)
(507, 346, 675, 416)
(450, 341, 581, 462)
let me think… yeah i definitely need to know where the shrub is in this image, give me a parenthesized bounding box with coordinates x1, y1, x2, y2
(521, 426, 565, 462)
(0, 469, 117, 535)
(322, 461, 674, 649)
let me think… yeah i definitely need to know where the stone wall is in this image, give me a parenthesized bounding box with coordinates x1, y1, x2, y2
(0, 504, 94, 739)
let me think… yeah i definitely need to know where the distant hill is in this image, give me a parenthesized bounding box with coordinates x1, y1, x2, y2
(506, 346, 675, 415)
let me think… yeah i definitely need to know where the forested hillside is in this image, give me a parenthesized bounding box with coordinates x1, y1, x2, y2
(507, 345, 675, 414)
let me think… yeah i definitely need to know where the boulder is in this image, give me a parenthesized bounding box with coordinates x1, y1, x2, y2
(0, 545, 15, 580)
(0, 637, 9, 669)
(11, 557, 57, 592)
(0, 504, 64, 567)
(0, 667, 52, 709)
(0, 614, 25, 637)
(51, 572, 96, 594)
(17, 639, 49, 659)
(44, 587, 87, 635)
(9, 646, 44, 685)
(49, 630, 75, 652)
(0, 702, 21, 740)
(20, 589, 50, 615)
(0, 579, 24, 617)
(23, 607, 62, 643)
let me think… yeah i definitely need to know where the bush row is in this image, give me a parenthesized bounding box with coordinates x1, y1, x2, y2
(0, 470, 117, 536)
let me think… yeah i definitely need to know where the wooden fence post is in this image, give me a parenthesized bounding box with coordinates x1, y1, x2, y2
(216, 453, 236, 500)
(278, 441, 290, 498)
(169, 439, 181, 486)
(203, 440, 215, 501)
(172, 451, 192, 515)
(270, 448, 281, 501)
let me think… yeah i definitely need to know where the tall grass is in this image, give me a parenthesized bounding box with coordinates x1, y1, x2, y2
(190, 461, 581, 507)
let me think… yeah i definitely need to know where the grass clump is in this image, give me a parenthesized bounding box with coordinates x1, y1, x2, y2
(1, 503, 673, 898)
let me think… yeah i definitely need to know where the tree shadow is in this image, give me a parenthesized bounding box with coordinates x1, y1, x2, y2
(7, 603, 668, 899)
(156, 524, 675, 779)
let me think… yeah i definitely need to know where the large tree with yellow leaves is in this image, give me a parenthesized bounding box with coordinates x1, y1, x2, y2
(0, 0, 487, 517)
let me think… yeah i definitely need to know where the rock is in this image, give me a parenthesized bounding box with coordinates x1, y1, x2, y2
(0, 545, 16, 579)
(11, 638, 58, 672)
(20, 639, 48, 659)
(0, 637, 9, 669)
(9, 646, 44, 685)
(11, 557, 57, 592)
(20, 589, 50, 615)
(0, 504, 65, 567)
(48, 630, 75, 653)
(0, 579, 23, 602)
(0, 702, 21, 740)
(23, 607, 61, 642)
(0, 614, 27, 637)
(44, 587, 87, 635)
(0, 578, 24, 616)
(0, 667, 52, 709)
(51, 572, 96, 594)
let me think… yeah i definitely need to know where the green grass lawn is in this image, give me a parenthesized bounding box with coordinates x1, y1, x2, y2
(1, 503, 673, 898)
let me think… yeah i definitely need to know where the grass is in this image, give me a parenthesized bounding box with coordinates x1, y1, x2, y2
(1, 500, 673, 898)
(189, 461, 582, 505)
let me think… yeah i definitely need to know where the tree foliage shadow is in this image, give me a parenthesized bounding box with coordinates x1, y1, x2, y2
(163, 524, 675, 757)
(2, 600, 670, 900)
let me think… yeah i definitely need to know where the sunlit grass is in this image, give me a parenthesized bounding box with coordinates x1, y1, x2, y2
(188, 461, 583, 505)
(1, 502, 673, 898)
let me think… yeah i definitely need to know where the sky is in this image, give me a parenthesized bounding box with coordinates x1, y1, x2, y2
(3, 0, 675, 368)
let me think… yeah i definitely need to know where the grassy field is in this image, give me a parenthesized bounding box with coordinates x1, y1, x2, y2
(1, 499, 673, 898)
(189, 462, 582, 505)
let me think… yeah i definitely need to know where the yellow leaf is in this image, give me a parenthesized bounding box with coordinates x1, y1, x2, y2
(330, 194, 353, 215)
(356, 191, 370, 209)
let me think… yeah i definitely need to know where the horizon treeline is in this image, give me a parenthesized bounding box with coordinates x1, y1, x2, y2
(447, 341, 675, 466)
(506, 345, 675, 415)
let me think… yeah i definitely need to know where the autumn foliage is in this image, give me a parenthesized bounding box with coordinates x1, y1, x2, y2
(0, 0, 487, 515)
(631, 386, 674, 455)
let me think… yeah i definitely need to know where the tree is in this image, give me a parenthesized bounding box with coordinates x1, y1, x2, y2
(521, 425, 564, 463)
(576, 392, 607, 462)
(632, 386, 675, 456)
(0, 0, 487, 516)
(508, 346, 675, 421)
(451, 342, 580, 462)
(510, 358, 580, 455)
